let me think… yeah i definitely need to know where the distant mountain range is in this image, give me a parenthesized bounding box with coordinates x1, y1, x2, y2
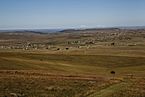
(0, 29, 62, 33)
(0, 26, 145, 33)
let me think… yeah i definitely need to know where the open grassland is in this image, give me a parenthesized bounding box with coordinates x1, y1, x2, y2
(0, 46, 145, 97)
(0, 46, 145, 76)
(0, 71, 110, 97)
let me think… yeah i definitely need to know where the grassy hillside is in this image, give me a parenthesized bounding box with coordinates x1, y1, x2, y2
(0, 28, 145, 97)
(0, 47, 145, 76)
(0, 46, 145, 97)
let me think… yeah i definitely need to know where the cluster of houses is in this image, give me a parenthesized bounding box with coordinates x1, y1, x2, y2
(1, 40, 138, 50)
(0, 42, 47, 50)
(0, 41, 72, 50)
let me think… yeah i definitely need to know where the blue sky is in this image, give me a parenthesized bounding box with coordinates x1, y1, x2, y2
(0, 0, 145, 29)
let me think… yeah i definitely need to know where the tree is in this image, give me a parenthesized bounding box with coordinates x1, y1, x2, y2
(66, 48, 69, 50)
(110, 71, 115, 79)
(57, 48, 60, 50)
(111, 42, 115, 46)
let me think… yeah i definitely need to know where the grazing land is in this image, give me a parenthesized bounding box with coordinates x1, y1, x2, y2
(0, 28, 145, 97)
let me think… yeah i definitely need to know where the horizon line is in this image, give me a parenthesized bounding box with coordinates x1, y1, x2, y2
(0, 25, 145, 30)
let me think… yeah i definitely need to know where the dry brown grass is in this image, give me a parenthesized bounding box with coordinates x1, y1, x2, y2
(0, 70, 111, 97)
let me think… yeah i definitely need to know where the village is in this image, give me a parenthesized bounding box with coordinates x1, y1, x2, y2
(0, 28, 145, 51)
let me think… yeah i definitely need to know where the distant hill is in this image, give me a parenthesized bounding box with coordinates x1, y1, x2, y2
(59, 28, 120, 33)
(0, 29, 62, 34)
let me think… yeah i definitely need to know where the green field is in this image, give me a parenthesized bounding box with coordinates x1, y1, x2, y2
(0, 46, 145, 97)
